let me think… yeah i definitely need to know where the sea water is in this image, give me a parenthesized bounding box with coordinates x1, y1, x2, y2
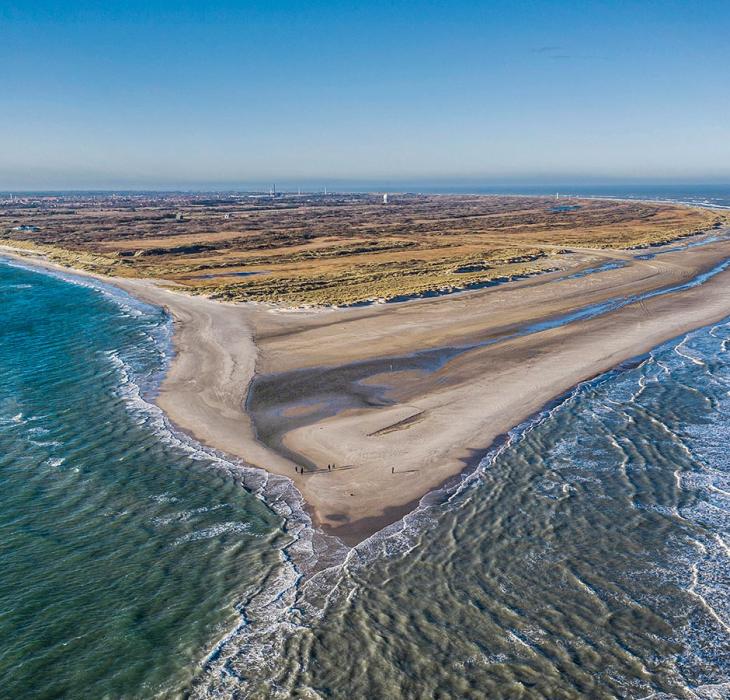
(0, 260, 294, 698)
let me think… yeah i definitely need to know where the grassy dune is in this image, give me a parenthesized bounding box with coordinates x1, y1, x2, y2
(2, 194, 724, 306)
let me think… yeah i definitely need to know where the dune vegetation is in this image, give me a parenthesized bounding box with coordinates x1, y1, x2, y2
(2, 193, 723, 306)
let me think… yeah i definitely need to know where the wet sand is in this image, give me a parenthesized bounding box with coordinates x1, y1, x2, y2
(4, 232, 730, 544)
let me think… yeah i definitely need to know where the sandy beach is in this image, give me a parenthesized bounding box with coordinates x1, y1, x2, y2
(4, 229, 730, 544)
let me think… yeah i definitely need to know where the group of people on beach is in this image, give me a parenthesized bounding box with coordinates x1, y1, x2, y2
(294, 463, 337, 474)
(294, 463, 399, 475)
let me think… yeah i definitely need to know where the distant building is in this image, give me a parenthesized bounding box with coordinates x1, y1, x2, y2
(383, 193, 389, 204)
(12, 225, 39, 232)
(175, 212, 184, 221)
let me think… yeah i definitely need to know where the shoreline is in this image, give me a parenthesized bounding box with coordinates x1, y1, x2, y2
(4, 221, 730, 545)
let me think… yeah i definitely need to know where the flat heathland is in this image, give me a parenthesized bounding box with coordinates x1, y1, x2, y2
(1, 193, 723, 305)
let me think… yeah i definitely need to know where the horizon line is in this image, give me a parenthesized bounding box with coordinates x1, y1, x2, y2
(1, 180, 730, 195)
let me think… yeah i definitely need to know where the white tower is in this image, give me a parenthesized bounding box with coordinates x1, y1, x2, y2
(383, 193, 388, 204)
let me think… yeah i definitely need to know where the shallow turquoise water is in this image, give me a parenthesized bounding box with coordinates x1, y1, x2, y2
(0, 261, 288, 698)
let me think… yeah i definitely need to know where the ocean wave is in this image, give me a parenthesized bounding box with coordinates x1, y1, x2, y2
(172, 522, 253, 546)
(0, 257, 327, 698)
(30, 439, 62, 448)
(153, 504, 231, 527)
(1, 408, 52, 428)
(149, 492, 180, 504)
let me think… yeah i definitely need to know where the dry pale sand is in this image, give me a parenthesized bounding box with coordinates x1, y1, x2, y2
(4, 232, 730, 545)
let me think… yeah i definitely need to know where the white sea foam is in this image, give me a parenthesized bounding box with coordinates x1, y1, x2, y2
(150, 492, 180, 504)
(172, 522, 253, 546)
(30, 439, 62, 448)
(153, 503, 230, 527)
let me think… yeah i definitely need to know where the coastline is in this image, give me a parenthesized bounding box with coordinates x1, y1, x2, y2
(4, 223, 730, 546)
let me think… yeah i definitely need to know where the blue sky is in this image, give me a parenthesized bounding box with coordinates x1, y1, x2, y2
(1, 0, 729, 189)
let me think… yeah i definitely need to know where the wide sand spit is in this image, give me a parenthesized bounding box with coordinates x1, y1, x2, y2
(5, 225, 730, 545)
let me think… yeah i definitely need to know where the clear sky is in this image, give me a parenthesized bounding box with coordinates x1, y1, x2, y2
(2, 0, 729, 189)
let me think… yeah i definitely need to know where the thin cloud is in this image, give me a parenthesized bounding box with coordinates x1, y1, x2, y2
(532, 46, 564, 53)
(532, 46, 608, 61)
(549, 54, 608, 61)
